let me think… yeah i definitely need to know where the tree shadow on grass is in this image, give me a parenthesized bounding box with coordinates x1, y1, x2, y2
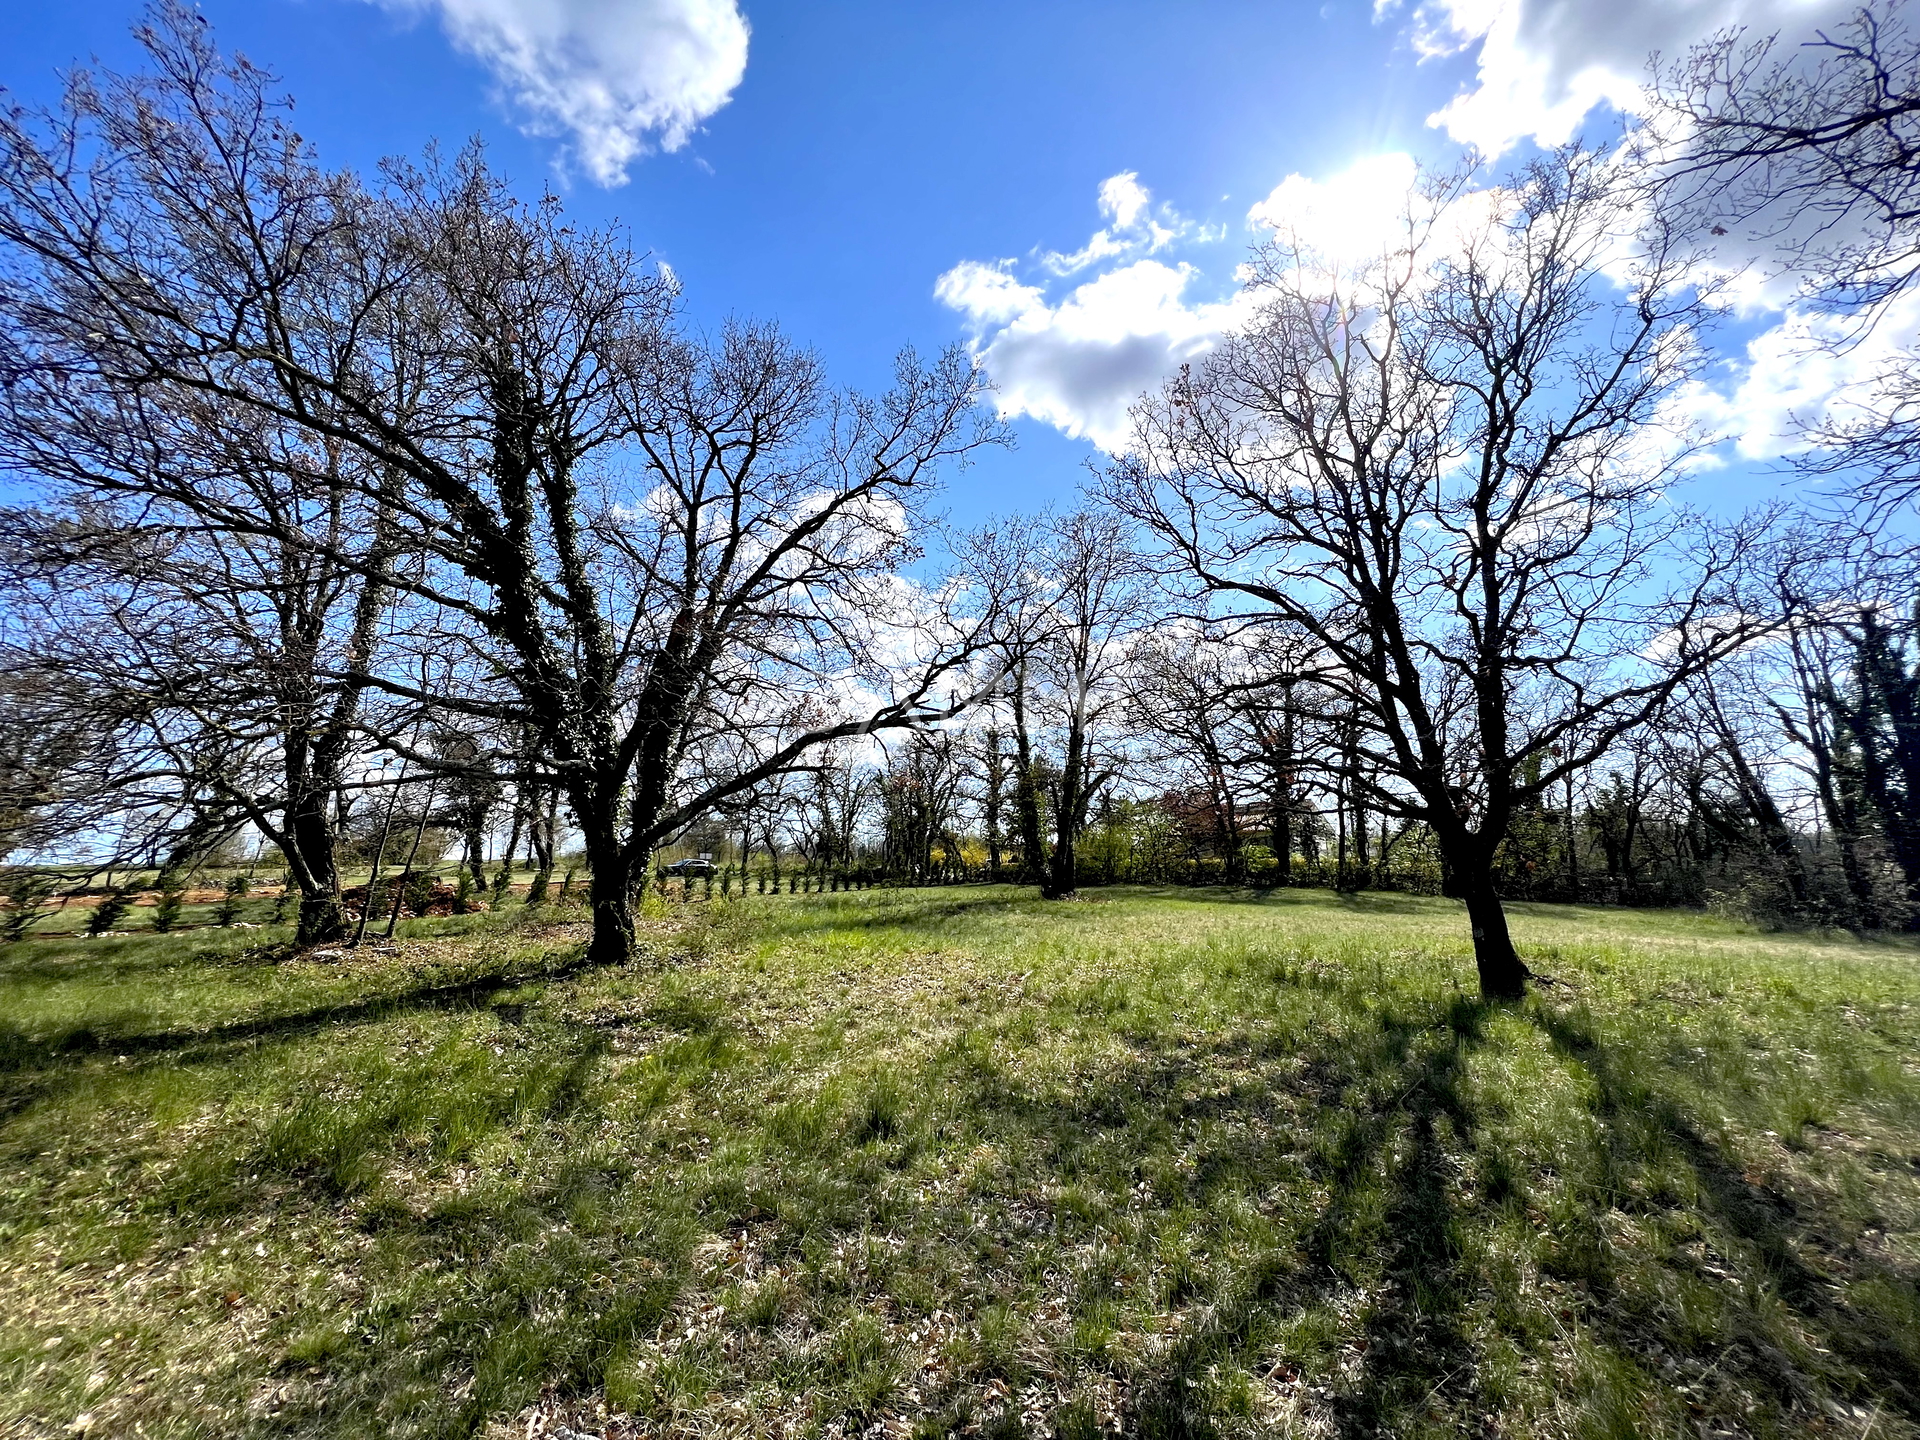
(1126, 1004, 1497, 1438)
(1530, 1006, 1920, 1429)
(0, 939, 280, 984)
(1076, 884, 1450, 917)
(0, 941, 657, 1129)
(935, 984, 1920, 1438)
(764, 885, 1456, 947)
(1323, 998, 1493, 1440)
(245, 982, 1915, 1440)
(938, 982, 1501, 1439)
(2, 1006, 702, 1438)
(202, 1059, 690, 1439)
(18, 918, 1920, 1440)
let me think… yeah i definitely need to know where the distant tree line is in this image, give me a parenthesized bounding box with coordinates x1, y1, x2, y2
(681, 533, 1920, 937)
(3, 2, 1919, 997)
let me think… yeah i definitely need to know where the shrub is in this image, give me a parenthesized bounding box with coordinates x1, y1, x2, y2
(87, 888, 136, 936)
(403, 869, 435, 918)
(215, 873, 249, 926)
(150, 872, 188, 933)
(2, 871, 58, 942)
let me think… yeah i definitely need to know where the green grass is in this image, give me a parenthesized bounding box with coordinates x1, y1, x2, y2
(3, 886, 1919, 1438)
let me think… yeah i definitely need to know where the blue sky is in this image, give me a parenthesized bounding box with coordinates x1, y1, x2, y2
(0, 0, 1879, 522)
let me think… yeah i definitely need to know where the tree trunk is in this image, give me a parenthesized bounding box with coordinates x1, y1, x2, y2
(493, 797, 524, 899)
(529, 789, 558, 874)
(1620, 774, 1643, 893)
(465, 826, 488, 889)
(1840, 617, 1920, 923)
(1563, 774, 1580, 901)
(1443, 825, 1529, 996)
(1048, 820, 1079, 898)
(1460, 866, 1529, 999)
(295, 892, 344, 947)
(587, 880, 637, 967)
(1271, 782, 1291, 885)
(985, 731, 1006, 881)
(287, 787, 345, 945)
(1273, 699, 1296, 885)
(580, 827, 638, 965)
(1046, 708, 1087, 900)
(1009, 670, 1048, 887)
(1812, 743, 1878, 926)
(1335, 790, 1349, 892)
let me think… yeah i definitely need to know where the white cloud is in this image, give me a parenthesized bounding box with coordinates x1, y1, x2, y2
(1098, 172, 1151, 229)
(1394, 0, 1882, 317)
(938, 159, 1453, 451)
(941, 258, 1248, 450)
(1684, 289, 1920, 462)
(933, 261, 1044, 327)
(1378, 0, 1920, 472)
(366, 0, 749, 185)
(941, 154, 1838, 461)
(938, 172, 1252, 449)
(1041, 170, 1191, 275)
(1402, 0, 1855, 158)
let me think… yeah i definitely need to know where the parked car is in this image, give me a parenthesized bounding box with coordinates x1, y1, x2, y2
(663, 857, 718, 879)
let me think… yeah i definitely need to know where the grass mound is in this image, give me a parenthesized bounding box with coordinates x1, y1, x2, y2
(2, 887, 1918, 1438)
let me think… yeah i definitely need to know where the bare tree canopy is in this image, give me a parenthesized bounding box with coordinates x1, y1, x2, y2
(3, 2, 1913, 992)
(976, 509, 1149, 899)
(0, 4, 1009, 961)
(1647, 1, 1920, 509)
(1649, 2, 1920, 300)
(1111, 149, 1772, 997)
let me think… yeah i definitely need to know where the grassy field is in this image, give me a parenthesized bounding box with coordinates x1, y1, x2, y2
(2, 886, 1918, 1439)
(0, 867, 549, 940)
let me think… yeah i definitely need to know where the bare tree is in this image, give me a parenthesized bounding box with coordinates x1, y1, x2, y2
(433, 728, 503, 890)
(1648, 2, 1920, 509)
(1693, 677, 1816, 913)
(876, 730, 967, 879)
(1004, 660, 1051, 885)
(1130, 631, 1258, 881)
(1112, 151, 1770, 997)
(793, 747, 867, 873)
(1782, 569, 1920, 922)
(1028, 512, 1150, 898)
(0, 491, 400, 942)
(0, 8, 1007, 964)
(968, 719, 1015, 879)
(971, 510, 1148, 898)
(0, 657, 129, 867)
(1650, 2, 1920, 299)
